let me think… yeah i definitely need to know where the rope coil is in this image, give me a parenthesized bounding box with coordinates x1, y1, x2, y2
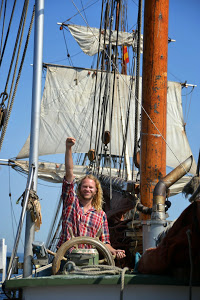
(63, 262, 129, 300)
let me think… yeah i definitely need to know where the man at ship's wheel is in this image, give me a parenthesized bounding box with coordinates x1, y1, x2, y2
(57, 137, 126, 259)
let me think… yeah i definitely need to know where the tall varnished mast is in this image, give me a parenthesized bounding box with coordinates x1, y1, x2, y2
(140, 0, 169, 219)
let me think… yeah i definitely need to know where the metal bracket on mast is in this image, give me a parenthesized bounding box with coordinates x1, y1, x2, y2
(168, 37, 176, 43)
(181, 81, 197, 88)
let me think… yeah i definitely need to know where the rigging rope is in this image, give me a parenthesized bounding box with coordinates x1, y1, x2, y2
(94, 0, 119, 178)
(184, 86, 194, 125)
(80, 0, 88, 25)
(63, 262, 129, 300)
(71, 0, 192, 175)
(66, 0, 99, 23)
(71, 0, 114, 170)
(1, 0, 28, 104)
(0, 0, 4, 22)
(0, 2, 35, 151)
(119, 68, 134, 178)
(71, 0, 132, 178)
(46, 195, 62, 250)
(97, 0, 115, 163)
(0, 0, 6, 57)
(9, 166, 15, 241)
(8, 166, 25, 250)
(133, 0, 142, 170)
(0, 0, 30, 130)
(89, 0, 105, 150)
(108, 0, 122, 200)
(93, 4, 110, 165)
(71, 0, 137, 182)
(61, 28, 73, 66)
(116, 75, 127, 176)
(0, 0, 17, 67)
(47, 216, 62, 255)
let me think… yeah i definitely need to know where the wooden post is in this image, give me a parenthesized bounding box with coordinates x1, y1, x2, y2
(140, 0, 169, 219)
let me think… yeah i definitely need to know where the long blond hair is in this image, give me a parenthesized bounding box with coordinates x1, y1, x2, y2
(77, 174, 104, 211)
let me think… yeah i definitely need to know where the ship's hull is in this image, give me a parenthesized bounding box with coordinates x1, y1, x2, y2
(5, 272, 200, 300)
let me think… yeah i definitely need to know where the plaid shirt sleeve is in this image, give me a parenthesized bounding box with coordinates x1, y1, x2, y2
(62, 177, 76, 206)
(57, 178, 77, 248)
(100, 212, 110, 244)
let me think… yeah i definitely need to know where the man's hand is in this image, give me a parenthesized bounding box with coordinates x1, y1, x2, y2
(66, 137, 76, 148)
(112, 249, 126, 260)
(106, 244, 126, 260)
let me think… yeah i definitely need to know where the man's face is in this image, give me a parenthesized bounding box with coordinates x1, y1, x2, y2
(80, 178, 97, 201)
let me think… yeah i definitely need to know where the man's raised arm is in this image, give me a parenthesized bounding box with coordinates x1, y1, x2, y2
(65, 137, 76, 182)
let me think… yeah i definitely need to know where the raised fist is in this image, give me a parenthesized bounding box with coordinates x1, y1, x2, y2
(66, 137, 76, 148)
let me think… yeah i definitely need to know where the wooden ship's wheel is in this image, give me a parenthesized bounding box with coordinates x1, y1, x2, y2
(52, 236, 115, 275)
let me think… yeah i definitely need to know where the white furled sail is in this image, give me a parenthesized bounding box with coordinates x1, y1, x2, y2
(17, 64, 196, 176)
(12, 160, 136, 183)
(67, 24, 143, 56)
(17, 64, 140, 160)
(12, 159, 193, 197)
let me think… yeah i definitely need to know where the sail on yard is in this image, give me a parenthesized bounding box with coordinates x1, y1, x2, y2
(15, 64, 196, 191)
(66, 24, 143, 56)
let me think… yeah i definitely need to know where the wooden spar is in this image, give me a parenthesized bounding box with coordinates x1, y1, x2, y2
(140, 0, 169, 219)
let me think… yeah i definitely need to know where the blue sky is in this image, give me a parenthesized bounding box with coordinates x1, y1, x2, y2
(0, 0, 199, 253)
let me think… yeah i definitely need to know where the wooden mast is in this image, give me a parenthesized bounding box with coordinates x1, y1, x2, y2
(140, 0, 169, 219)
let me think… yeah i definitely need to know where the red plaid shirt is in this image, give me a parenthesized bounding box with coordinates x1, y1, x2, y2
(57, 178, 110, 249)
